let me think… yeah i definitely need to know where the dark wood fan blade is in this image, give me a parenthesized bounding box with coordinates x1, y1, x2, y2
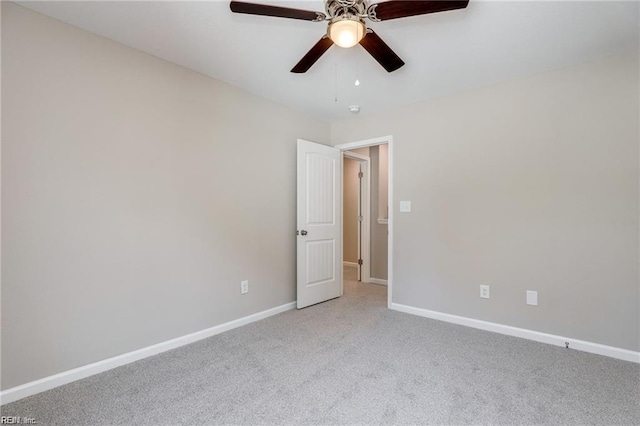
(369, 0, 469, 21)
(291, 36, 334, 73)
(359, 30, 404, 73)
(230, 1, 325, 21)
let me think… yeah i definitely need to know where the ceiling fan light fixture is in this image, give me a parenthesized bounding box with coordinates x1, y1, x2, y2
(327, 18, 365, 48)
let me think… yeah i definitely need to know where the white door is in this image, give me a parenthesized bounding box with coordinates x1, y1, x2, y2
(297, 139, 342, 309)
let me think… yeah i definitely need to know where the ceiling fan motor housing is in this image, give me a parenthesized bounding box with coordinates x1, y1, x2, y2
(326, 0, 369, 19)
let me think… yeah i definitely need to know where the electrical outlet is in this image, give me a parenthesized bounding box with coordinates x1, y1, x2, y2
(399, 201, 412, 213)
(526, 290, 537, 306)
(480, 285, 490, 299)
(241, 280, 249, 295)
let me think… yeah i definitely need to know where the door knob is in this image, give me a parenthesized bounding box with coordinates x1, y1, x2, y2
(300, 230, 308, 236)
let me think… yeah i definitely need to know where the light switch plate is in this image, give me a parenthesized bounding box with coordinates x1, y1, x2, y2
(400, 201, 412, 213)
(526, 290, 538, 306)
(480, 285, 490, 299)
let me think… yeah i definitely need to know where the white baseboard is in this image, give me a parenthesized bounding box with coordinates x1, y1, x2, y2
(0, 302, 296, 405)
(367, 278, 388, 286)
(343, 261, 358, 267)
(390, 303, 640, 364)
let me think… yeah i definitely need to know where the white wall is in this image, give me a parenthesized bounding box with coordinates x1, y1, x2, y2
(332, 51, 639, 352)
(1, 3, 329, 389)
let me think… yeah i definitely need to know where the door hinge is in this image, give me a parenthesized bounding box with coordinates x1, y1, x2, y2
(358, 171, 363, 178)
(358, 215, 363, 222)
(358, 259, 363, 265)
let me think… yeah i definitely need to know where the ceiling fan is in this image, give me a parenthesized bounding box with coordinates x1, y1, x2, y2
(230, 0, 469, 73)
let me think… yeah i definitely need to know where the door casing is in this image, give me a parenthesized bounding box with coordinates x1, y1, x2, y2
(335, 136, 393, 309)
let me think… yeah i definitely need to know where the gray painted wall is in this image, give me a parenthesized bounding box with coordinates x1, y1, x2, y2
(343, 157, 359, 264)
(332, 51, 640, 352)
(369, 146, 389, 281)
(1, 3, 329, 389)
(2, 0, 638, 394)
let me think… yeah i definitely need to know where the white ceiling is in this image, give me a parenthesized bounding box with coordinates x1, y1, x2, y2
(17, 1, 640, 122)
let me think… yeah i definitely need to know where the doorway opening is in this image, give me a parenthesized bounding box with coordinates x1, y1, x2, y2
(336, 136, 393, 308)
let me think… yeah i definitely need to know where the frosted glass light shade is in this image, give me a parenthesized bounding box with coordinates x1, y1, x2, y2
(328, 20, 365, 48)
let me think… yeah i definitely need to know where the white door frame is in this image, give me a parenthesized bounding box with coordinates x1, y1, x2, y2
(335, 136, 393, 309)
(342, 151, 370, 283)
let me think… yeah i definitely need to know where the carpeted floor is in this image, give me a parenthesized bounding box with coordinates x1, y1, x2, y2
(3, 266, 639, 425)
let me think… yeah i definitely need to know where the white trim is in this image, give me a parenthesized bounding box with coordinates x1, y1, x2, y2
(335, 136, 391, 151)
(0, 302, 296, 405)
(343, 151, 369, 162)
(391, 303, 640, 364)
(377, 218, 388, 225)
(387, 138, 393, 309)
(367, 278, 388, 286)
(335, 135, 393, 309)
(343, 261, 358, 268)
